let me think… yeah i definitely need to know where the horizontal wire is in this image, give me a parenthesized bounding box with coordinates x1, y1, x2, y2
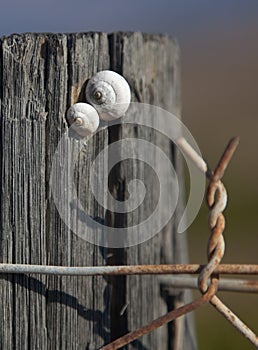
(158, 275, 258, 293)
(0, 263, 258, 276)
(101, 279, 220, 350)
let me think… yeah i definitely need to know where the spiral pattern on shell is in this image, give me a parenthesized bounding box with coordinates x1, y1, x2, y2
(66, 102, 99, 137)
(85, 70, 131, 121)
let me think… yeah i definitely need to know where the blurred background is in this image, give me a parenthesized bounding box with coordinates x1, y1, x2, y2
(1, 1, 257, 348)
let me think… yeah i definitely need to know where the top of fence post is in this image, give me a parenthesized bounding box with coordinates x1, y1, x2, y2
(0, 32, 196, 349)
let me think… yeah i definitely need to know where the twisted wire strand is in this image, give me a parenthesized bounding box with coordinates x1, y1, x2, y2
(102, 136, 258, 349)
(198, 181, 226, 294)
(101, 139, 234, 350)
(1, 135, 255, 348)
(200, 138, 258, 347)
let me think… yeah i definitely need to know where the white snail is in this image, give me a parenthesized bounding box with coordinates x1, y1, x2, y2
(66, 102, 99, 137)
(85, 70, 131, 121)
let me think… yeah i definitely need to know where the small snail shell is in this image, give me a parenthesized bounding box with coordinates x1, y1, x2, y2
(66, 103, 99, 137)
(85, 70, 131, 121)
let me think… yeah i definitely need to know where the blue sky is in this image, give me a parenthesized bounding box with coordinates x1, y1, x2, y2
(1, 0, 258, 41)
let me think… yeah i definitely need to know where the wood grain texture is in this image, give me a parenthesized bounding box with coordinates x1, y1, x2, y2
(0, 32, 196, 349)
(108, 32, 196, 350)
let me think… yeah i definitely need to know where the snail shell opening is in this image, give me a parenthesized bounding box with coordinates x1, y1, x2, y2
(85, 70, 131, 121)
(67, 103, 100, 138)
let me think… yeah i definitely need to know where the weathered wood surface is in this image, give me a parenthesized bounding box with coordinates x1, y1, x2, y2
(0, 32, 196, 349)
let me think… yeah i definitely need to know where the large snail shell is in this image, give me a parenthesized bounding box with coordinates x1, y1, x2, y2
(67, 103, 99, 137)
(85, 70, 131, 121)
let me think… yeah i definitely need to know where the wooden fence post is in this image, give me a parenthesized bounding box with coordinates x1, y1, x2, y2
(0, 32, 196, 349)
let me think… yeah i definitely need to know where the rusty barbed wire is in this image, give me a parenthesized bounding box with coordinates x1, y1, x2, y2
(0, 136, 258, 348)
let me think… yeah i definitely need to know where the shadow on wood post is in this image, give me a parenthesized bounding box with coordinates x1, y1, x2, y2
(0, 32, 197, 350)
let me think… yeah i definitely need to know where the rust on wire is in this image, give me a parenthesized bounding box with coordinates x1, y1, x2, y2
(0, 135, 257, 348)
(101, 278, 220, 350)
(1, 262, 258, 276)
(213, 136, 240, 181)
(158, 276, 258, 293)
(102, 136, 258, 349)
(199, 136, 258, 347)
